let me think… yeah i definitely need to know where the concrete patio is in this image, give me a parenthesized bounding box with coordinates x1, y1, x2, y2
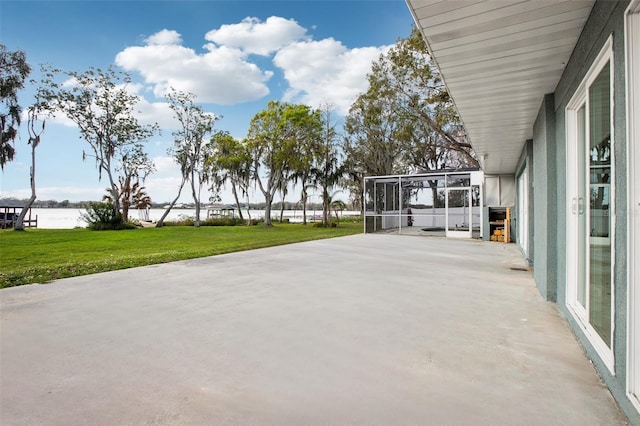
(0, 234, 628, 425)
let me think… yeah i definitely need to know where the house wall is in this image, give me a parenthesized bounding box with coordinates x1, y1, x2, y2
(551, 1, 638, 423)
(530, 95, 558, 301)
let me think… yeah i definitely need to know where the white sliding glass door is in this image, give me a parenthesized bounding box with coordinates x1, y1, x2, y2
(566, 38, 615, 372)
(626, 0, 640, 411)
(445, 188, 472, 239)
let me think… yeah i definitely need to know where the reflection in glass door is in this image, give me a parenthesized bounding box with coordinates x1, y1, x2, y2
(587, 60, 612, 346)
(446, 188, 471, 238)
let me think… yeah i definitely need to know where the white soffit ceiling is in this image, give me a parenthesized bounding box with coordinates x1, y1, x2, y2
(406, 0, 594, 174)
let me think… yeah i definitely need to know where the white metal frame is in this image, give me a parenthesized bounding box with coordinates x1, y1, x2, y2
(517, 164, 529, 257)
(626, 0, 640, 411)
(363, 170, 483, 238)
(445, 187, 472, 239)
(565, 36, 615, 373)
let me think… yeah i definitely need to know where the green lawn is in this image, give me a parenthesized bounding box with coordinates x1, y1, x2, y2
(0, 222, 363, 288)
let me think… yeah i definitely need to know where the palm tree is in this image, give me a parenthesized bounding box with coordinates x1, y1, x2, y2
(297, 183, 317, 225)
(324, 190, 344, 227)
(331, 199, 347, 223)
(103, 177, 151, 222)
(315, 103, 344, 227)
(132, 184, 152, 210)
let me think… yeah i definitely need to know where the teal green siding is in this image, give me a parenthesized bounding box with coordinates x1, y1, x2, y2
(530, 0, 637, 422)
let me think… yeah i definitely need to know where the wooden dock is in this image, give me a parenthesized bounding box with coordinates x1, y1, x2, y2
(0, 201, 38, 229)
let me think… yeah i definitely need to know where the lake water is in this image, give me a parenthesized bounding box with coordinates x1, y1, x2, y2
(28, 208, 358, 229)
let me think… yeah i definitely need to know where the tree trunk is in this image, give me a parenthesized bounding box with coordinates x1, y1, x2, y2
(230, 181, 244, 221)
(301, 188, 308, 225)
(190, 176, 200, 227)
(122, 201, 130, 223)
(322, 186, 330, 227)
(279, 198, 285, 223)
(245, 193, 252, 222)
(256, 172, 273, 227)
(105, 165, 121, 221)
(14, 145, 37, 231)
(263, 193, 273, 227)
(156, 177, 187, 227)
(15, 197, 35, 231)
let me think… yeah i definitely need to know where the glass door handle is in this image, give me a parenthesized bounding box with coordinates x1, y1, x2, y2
(571, 197, 586, 214)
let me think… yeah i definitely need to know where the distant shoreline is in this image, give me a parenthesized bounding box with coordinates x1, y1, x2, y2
(25, 207, 361, 229)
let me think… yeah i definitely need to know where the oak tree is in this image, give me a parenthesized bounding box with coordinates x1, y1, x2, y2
(42, 66, 158, 222)
(159, 89, 217, 227)
(246, 101, 319, 227)
(210, 131, 252, 221)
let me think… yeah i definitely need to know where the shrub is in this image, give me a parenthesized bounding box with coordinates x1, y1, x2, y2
(80, 202, 136, 230)
(201, 217, 246, 226)
(312, 222, 338, 228)
(163, 216, 260, 227)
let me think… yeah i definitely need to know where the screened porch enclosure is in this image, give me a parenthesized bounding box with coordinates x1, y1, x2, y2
(364, 170, 483, 238)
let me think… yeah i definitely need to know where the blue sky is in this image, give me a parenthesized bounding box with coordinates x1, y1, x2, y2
(1, 0, 415, 204)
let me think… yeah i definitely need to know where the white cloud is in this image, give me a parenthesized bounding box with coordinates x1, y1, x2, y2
(144, 175, 185, 204)
(38, 91, 175, 131)
(134, 98, 218, 133)
(18, 94, 77, 128)
(151, 155, 178, 174)
(205, 16, 308, 56)
(273, 38, 390, 115)
(39, 110, 77, 128)
(115, 30, 272, 105)
(145, 29, 182, 46)
(143, 156, 189, 203)
(114, 18, 390, 118)
(112, 83, 177, 129)
(134, 98, 175, 129)
(61, 77, 79, 88)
